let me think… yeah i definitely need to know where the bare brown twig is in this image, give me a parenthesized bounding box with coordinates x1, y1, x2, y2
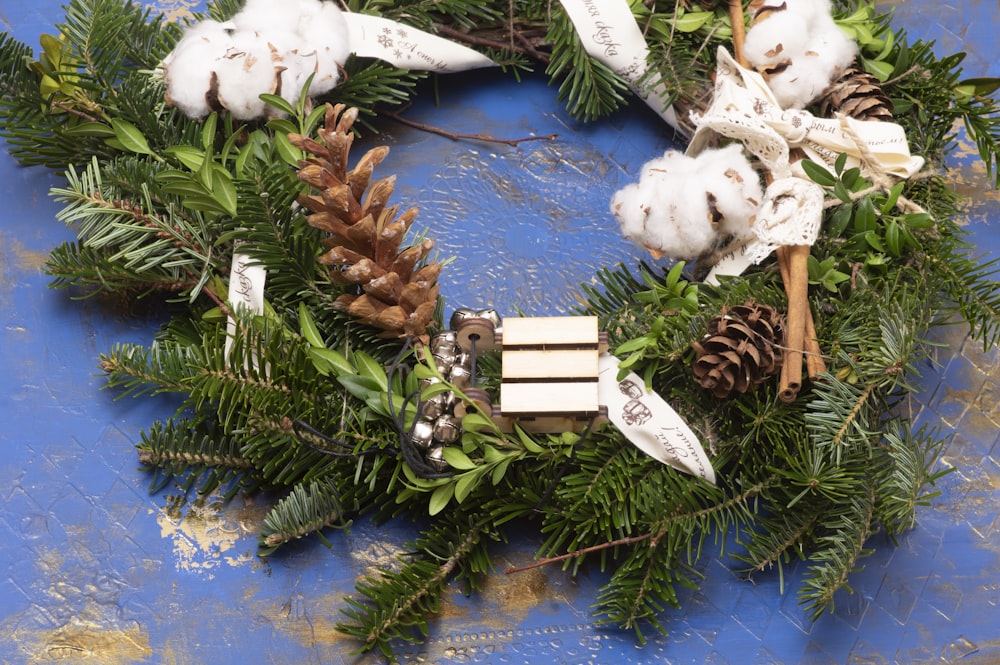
(381, 109, 557, 146)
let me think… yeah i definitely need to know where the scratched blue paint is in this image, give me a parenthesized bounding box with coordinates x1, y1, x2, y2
(2, 1, 999, 663)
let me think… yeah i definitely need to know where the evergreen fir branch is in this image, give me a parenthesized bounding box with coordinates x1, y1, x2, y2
(49, 156, 224, 298)
(873, 420, 951, 536)
(592, 533, 698, 642)
(543, 10, 630, 121)
(362, 0, 506, 32)
(805, 371, 883, 465)
(797, 480, 878, 621)
(331, 58, 426, 128)
(56, 0, 177, 81)
(47, 241, 199, 296)
(258, 477, 346, 555)
(136, 417, 258, 497)
(923, 249, 1000, 349)
(100, 339, 199, 398)
(338, 517, 489, 659)
(734, 505, 823, 591)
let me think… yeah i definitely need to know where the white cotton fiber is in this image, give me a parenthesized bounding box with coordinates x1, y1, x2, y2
(692, 144, 763, 239)
(161, 0, 350, 120)
(742, 13, 809, 68)
(744, 0, 859, 108)
(162, 20, 234, 118)
(780, 0, 834, 27)
(610, 146, 763, 260)
(809, 25, 859, 73)
(212, 35, 284, 120)
(295, 2, 351, 94)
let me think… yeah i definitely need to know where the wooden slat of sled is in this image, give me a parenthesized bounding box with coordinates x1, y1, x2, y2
(500, 316, 599, 348)
(499, 381, 600, 417)
(501, 349, 598, 381)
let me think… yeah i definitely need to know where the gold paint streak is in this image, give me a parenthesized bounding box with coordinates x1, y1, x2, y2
(25, 621, 152, 664)
(146, 0, 201, 23)
(154, 492, 269, 575)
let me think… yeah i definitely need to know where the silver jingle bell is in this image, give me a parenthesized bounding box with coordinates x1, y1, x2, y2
(475, 308, 502, 330)
(430, 331, 459, 355)
(425, 445, 449, 472)
(431, 348, 457, 374)
(410, 419, 435, 449)
(419, 376, 442, 391)
(449, 307, 479, 331)
(454, 351, 472, 371)
(420, 392, 454, 420)
(448, 364, 473, 390)
(432, 415, 461, 445)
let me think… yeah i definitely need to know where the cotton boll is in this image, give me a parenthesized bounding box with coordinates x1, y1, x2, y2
(232, 0, 303, 34)
(641, 177, 720, 260)
(611, 166, 721, 260)
(763, 56, 833, 108)
(692, 144, 763, 239)
(611, 182, 651, 245)
(296, 2, 350, 95)
(780, 0, 833, 27)
(637, 150, 697, 183)
(807, 25, 858, 74)
(163, 20, 235, 118)
(744, 13, 810, 69)
(212, 35, 284, 120)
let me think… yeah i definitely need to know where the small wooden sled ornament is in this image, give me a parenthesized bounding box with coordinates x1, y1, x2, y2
(451, 312, 609, 433)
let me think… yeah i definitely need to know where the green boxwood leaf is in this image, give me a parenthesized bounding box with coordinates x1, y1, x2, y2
(801, 159, 837, 187)
(428, 483, 454, 516)
(110, 119, 154, 156)
(442, 447, 478, 471)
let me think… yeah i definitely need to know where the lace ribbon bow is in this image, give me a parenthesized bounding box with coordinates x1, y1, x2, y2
(690, 48, 924, 265)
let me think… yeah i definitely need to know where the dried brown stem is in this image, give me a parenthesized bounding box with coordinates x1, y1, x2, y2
(381, 109, 557, 146)
(505, 533, 652, 574)
(433, 23, 551, 65)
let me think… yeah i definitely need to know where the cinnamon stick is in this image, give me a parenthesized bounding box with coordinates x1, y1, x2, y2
(728, 0, 750, 68)
(778, 244, 809, 402)
(777, 246, 826, 381)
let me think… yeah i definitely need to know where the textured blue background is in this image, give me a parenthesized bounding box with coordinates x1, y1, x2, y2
(2, 1, 999, 663)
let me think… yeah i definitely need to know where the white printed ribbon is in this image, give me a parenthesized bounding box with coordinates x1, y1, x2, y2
(598, 354, 716, 484)
(344, 13, 497, 72)
(224, 247, 267, 365)
(693, 48, 925, 281)
(557, 0, 682, 133)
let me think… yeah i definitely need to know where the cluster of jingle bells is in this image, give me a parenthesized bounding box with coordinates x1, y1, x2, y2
(409, 307, 502, 471)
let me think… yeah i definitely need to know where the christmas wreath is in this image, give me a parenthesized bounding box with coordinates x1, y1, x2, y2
(3, 0, 1000, 660)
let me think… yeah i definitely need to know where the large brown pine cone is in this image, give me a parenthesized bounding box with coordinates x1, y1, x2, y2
(292, 104, 441, 341)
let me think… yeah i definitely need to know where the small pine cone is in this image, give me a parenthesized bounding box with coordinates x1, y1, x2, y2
(692, 303, 784, 398)
(817, 64, 894, 121)
(293, 104, 442, 341)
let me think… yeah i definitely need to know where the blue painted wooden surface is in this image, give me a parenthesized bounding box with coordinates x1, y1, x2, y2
(2, 1, 999, 663)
